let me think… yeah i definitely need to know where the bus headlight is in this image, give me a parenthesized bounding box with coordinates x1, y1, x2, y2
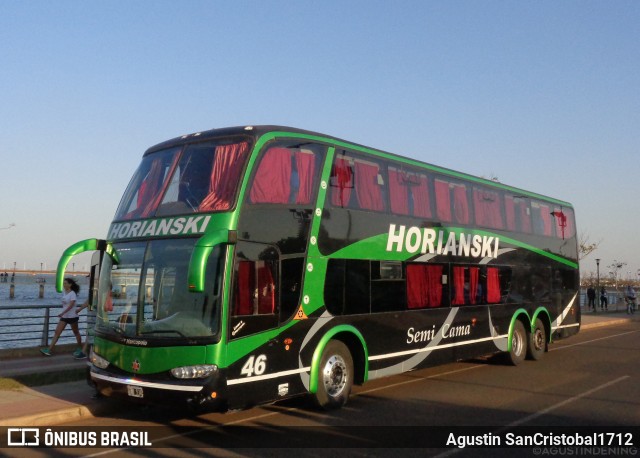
(90, 350, 110, 369)
(171, 365, 217, 379)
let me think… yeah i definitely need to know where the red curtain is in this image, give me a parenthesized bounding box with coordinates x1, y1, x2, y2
(560, 208, 574, 238)
(453, 185, 469, 224)
(199, 142, 249, 211)
(407, 264, 443, 309)
(141, 156, 179, 218)
(427, 265, 443, 307)
(435, 180, 452, 222)
(389, 171, 431, 217)
(234, 261, 254, 316)
(474, 189, 503, 229)
(539, 204, 552, 236)
(249, 147, 292, 204)
(452, 266, 465, 305)
(469, 267, 479, 304)
(519, 201, 532, 233)
(407, 264, 428, 309)
(412, 175, 432, 218)
(294, 150, 316, 204)
(257, 264, 275, 314)
(355, 161, 384, 211)
(330, 158, 353, 207)
(389, 169, 409, 215)
(137, 159, 165, 217)
(487, 267, 501, 303)
(504, 196, 516, 231)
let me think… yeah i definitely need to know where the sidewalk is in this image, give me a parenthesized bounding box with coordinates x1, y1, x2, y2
(0, 309, 637, 427)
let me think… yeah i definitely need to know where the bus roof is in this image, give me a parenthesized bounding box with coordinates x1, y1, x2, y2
(144, 125, 573, 208)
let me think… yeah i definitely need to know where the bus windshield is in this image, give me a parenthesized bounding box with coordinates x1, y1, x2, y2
(96, 239, 224, 340)
(114, 140, 250, 220)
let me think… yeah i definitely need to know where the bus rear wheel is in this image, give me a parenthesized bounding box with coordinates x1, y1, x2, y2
(526, 318, 546, 361)
(314, 340, 353, 410)
(506, 320, 527, 366)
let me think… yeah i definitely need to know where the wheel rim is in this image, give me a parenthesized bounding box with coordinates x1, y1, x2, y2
(322, 355, 348, 397)
(513, 330, 524, 356)
(533, 328, 545, 351)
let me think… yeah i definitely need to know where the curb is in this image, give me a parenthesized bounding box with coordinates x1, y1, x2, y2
(580, 317, 634, 331)
(0, 404, 102, 427)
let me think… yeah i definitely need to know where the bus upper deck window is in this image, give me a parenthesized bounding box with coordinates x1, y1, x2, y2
(249, 147, 317, 205)
(388, 168, 432, 218)
(329, 154, 386, 212)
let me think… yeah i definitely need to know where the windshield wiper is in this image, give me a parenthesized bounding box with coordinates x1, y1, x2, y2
(140, 330, 186, 337)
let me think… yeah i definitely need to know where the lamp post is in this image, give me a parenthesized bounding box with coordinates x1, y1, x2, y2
(596, 258, 601, 295)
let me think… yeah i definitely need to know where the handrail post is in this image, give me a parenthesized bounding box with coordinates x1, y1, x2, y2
(41, 307, 50, 347)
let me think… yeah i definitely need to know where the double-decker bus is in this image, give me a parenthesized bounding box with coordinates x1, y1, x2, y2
(57, 125, 579, 411)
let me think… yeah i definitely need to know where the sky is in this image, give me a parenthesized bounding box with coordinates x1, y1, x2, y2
(0, 1, 638, 281)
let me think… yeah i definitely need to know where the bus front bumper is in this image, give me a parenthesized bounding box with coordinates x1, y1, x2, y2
(90, 366, 229, 411)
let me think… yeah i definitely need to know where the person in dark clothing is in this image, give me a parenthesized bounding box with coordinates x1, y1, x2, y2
(600, 287, 608, 311)
(587, 286, 596, 312)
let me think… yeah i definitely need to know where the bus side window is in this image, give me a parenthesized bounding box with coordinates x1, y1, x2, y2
(406, 264, 446, 309)
(233, 260, 277, 316)
(324, 259, 371, 315)
(435, 179, 469, 225)
(371, 261, 406, 312)
(434, 179, 452, 222)
(505, 196, 532, 233)
(451, 266, 481, 306)
(552, 207, 575, 240)
(388, 167, 432, 218)
(486, 266, 512, 304)
(353, 159, 386, 212)
(532, 202, 554, 236)
(473, 187, 504, 230)
(329, 155, 354, 208)
(248, 146, 318, 205)
(329, 152, 387, 212)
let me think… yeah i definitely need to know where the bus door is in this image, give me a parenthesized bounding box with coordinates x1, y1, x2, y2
(227, 239, 307, 404)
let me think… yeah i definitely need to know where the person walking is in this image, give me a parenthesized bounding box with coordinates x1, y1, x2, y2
(586, 285, 596, 312)
(73, 297, 97, 359)
(40, 278, 84, 356)
(599, 286, 608, 311)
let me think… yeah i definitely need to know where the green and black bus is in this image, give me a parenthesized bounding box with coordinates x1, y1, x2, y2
(57, 125, 580, 411)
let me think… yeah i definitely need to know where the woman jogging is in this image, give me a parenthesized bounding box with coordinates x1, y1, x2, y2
(40, 278, 84, 357)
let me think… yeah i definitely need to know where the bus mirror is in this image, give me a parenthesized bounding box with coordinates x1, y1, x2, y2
(105, 243, 120, 264)
(56, 238, 106, 293)
(187, 230, 236, 293)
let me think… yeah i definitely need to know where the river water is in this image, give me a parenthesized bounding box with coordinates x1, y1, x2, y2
(0, 273, 90, 350)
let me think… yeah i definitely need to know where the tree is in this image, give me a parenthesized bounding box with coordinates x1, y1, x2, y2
(607, 260, 627, 293)
(578, 232, 601, 261)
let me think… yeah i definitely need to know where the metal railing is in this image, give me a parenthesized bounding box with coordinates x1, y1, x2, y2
(0, 304, 90, 350)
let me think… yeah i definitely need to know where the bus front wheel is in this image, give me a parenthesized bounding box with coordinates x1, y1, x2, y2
(526, 318, 546, 361)
(507, 320, 527, 366)
(314, 340, 353, 410)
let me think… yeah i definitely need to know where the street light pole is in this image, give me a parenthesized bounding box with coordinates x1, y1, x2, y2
(596, 258, 601, 303)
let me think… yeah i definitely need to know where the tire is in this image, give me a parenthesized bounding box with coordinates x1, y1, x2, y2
(526, 318, 547, 361)
(314, 340, 354, 410)
(506, 320, 527, 366)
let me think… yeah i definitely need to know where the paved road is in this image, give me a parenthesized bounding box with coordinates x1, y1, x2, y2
(5, 319, 633, 457)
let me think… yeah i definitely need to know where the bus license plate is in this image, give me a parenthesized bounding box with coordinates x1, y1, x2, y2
(127, 385, 144, 398)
